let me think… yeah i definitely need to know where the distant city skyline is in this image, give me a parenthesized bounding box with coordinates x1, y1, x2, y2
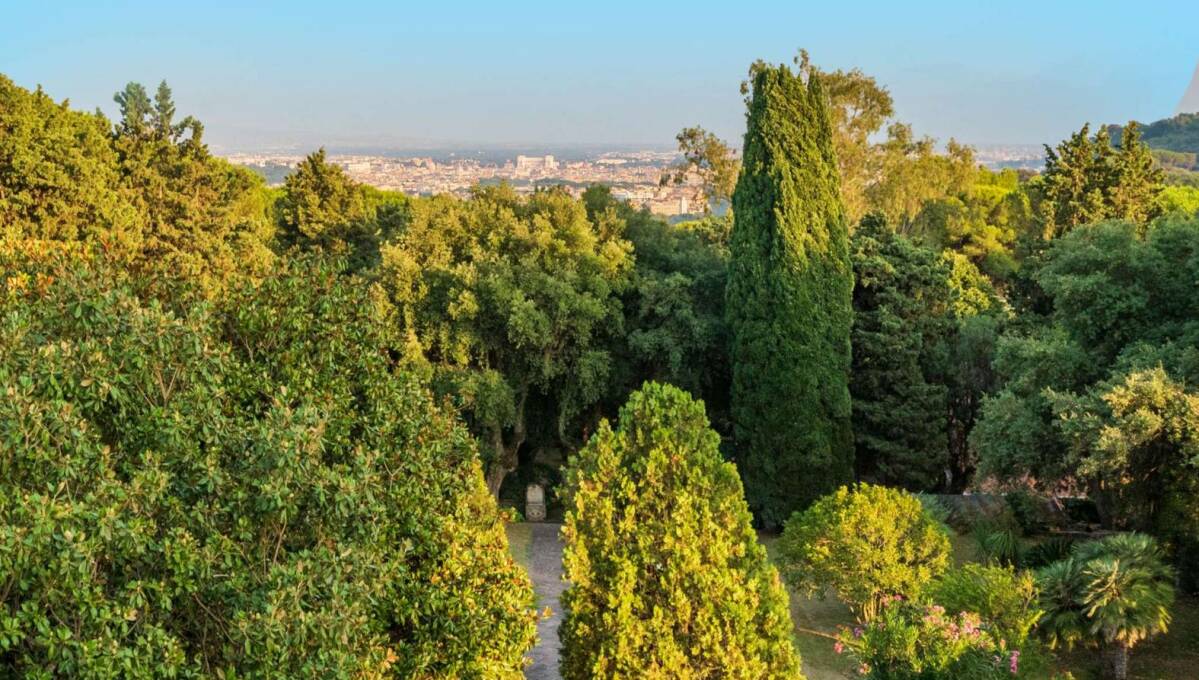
(2, 1, 1196, 152)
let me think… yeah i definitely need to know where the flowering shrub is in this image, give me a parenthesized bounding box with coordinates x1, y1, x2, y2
(835, 598, 1020, 679)
(926, 564, 1042, 648)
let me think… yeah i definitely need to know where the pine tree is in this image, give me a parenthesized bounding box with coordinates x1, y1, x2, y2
(276, 147, 370, 252)
(850, 215, 952, 490)
(1039, 123, 1164, 238)
(559, 382, 802, 679)
(113, 81, 153, 139)
(727, 61, 854, 526)
(1109, 122, 1164, 228)
(153, 80, 175, 137)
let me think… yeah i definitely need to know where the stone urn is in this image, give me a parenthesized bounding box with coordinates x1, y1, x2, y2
(525, 483, 546, 522)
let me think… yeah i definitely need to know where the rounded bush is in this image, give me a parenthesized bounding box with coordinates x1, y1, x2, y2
(780, 483, 951, 621)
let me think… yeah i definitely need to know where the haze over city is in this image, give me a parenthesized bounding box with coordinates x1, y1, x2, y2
(3, 0, 1196, 152)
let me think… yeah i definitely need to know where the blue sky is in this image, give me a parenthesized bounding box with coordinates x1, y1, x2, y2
(2, 1, 1196, 151)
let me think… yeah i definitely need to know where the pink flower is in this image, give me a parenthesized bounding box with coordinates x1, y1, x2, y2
(1009, 650, 1020, 675)
(833, 641, 845, 655)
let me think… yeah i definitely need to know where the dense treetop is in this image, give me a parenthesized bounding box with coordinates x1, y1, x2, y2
(1, 75, 139, 245)
(0, 244, 537, 677)
(727, 60, 854, 526)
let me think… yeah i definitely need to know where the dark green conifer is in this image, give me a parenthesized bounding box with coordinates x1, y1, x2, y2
(850, 215, 952, 490)
(727, 61, 854, 526)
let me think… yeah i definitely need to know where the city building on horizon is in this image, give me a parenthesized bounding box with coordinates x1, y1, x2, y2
(226, 150, 707, 218)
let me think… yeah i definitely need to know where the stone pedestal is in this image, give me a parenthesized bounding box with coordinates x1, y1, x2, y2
(525, 484, 546, 522)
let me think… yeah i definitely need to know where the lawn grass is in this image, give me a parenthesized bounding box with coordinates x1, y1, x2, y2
(760, 533, 1199, 680)
(1053, 593, 1199, 679)
(504, 521, 533, 574)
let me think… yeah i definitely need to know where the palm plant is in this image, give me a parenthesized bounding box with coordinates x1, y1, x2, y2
(974, 520, 1023, 566)
(1023, 536, 1075, 569)
(1036, 534, 1174, 680)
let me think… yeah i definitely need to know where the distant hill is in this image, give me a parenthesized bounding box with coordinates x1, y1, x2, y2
(241, 162, 294, 186)
(1108, 114, 1199, 186)
(1109, 113, 1199, 154)
(1140, 113, 1199, 153)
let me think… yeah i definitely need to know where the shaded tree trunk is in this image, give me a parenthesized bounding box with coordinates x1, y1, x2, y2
(485, 390, 528, 498)
(945, 393, 977, 493)
(1090, 478, 1118, 528)
(1104, 641, 1129, 680)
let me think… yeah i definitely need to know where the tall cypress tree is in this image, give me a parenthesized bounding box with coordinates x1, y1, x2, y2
(728, 61, 854, 527)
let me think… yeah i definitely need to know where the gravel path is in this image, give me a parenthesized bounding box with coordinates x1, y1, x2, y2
(525, 523, 566, 680)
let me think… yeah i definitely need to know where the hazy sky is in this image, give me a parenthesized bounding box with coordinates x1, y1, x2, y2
(3, 1, 1196, 152)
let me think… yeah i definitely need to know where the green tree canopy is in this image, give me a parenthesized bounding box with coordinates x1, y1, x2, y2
(0, 246, 536, 677)
(668, 126, 739, 210)
(586, 186, 731, 429)
(976, 218, 1199, 490)
(867, 124, 979, 230)
(779, 484, 952, 622)
(276, 147, 370, 249)
(1038, 123, 1165, 239)
(110, 81, 275, 294)
(1052, 368, 1199, 591)
(380, 184, 632, 495)
(795, 49, 895, 225)
(909, 168, 1029, 280)
(274, 148, 408, 269)
(850, 215, 953, 489)
(0, 75, 139, 247)
(1, 76, 275, 296)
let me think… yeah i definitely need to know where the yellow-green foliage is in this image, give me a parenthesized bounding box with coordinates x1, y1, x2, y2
(0, 76, 275, 297)
(559, 382, 802, 680)
(779, 484, 951, 621)
(0, 75, 139, 244)
(927, 564, 1043, 648)
(274, 148, 409, 271)
(1160, 185, 1199, 216)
